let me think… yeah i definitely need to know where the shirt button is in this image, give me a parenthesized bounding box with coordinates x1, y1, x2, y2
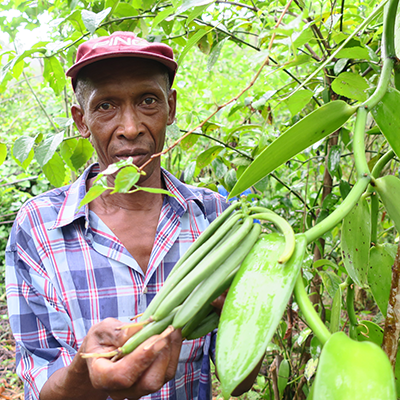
(143, 287, 148, 294)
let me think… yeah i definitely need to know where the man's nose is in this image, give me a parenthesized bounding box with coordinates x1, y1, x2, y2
(116, 107, 143, 139)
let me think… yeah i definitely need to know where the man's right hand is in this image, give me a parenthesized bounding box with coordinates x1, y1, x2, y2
(40, 318, 182, 400)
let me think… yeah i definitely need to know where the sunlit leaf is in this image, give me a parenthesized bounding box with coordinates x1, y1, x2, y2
(43, 57, 66, 95)
(0, 143, 7, 166)
(79, 184, 109, 208)
(112, 166, 141, 193)
(13, 136, 36, 164)
(196, 145, 224, 169)
(42, 152, 66, 187)
(35, 131, 65, 167)
(331, 72, 369, 102)
(81, 8, 111, 35)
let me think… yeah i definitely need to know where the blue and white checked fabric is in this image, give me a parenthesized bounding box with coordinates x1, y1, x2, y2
(6, 164, 229, 400)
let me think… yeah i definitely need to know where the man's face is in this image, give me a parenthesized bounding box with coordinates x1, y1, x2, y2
(72, 58, 177, 185)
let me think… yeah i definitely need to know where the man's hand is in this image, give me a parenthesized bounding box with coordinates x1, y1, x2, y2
(40, 318, 182, 400)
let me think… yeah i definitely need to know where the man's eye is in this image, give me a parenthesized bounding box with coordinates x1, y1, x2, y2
(99, 103, 112, 110)
(143, 98, 156, 105)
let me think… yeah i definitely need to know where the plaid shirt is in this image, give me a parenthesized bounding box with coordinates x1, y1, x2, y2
(6, 164, 229, 400)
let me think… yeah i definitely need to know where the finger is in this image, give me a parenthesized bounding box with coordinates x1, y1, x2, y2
(88, 333, 169, 391)
(164, 328, 182, 381)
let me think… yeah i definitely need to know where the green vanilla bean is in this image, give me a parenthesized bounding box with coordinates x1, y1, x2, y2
(346, 278, 358, 327)
(304, 176, 370, 244)
(294, 274, 331, 345)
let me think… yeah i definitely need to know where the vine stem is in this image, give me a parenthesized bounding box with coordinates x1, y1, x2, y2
(304, 176, 371, 244)
(352, 107, 370, 178)
(138, 0, 294, 173)
(293, 274, 331, 345)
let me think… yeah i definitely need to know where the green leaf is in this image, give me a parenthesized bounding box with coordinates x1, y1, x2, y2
(320, 270, 341, 298)
(178, 28, 211, 64)
(212, 157, 228, 180)
(285, 89, 313, 116)
(339, 179, 351, 199)
(368, 243, 397, 316)
(224, 169, 237, 192)
(230, 101, 357, 198)
(341, 197, 371, 288)
(184, 160, 196, 183)
(356, 320, 384, 346)
(180, 133, 200, 150)
(327, 145, 341, 179)
(81, 8, 111, 35)
(43, 57, 67, 95)
(278, 359, 290, 396)
(330, 286, 342, 333)
(196, 145, 224, 169)
(60, 138, 78, 171)
(79, 184, 109, 208)
(112, 166, 140, 193)
(0, 143, 6, 165)
(114, 3, 138, 18)
(35, 131, 65, 167)
(13, 136, 36, 164)
(42, 152, 66, 187)
(70, 138, 94, 170)
(177, 0, 214, 14)
(371, 87, 400, 160)
(375, 175, 400, 233)
(152, 6, 174, 28)
(331, 72, 369, 102)
(335, 46, 370, 59)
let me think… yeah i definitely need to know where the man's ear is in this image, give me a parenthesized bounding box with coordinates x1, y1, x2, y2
(71, 104, 90, 138)
(167, 89, 177, 125)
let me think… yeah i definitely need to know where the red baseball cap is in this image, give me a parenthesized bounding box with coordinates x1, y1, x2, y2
(66, 31, 178, 89)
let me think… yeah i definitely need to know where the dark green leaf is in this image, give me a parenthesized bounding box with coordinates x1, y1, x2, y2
(330, 286, 342, 333)
(60, 138, 79, 171)
(278, 359, 290, 396)
(339, 179, 351, 199)
(70, 138, 94, 170)
(212, 157, 228, 179)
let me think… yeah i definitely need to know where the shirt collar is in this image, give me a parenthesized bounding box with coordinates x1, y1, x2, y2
(51, 164, 207, 229)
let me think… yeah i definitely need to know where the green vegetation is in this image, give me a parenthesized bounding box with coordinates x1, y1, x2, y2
(2, 0, 400, 397)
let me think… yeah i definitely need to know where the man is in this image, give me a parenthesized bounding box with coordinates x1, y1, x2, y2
(6, 32, 232, 399)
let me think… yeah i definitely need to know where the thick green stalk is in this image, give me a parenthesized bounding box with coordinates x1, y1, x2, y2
(363, 0, 398, 109)
(353, 107, 370, 178)
(294, 275, 331, 345)
(304, 176, 370, 244)
(371, 150, 395, 180)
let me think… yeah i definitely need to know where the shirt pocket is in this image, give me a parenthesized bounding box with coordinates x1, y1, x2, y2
(179, 337, 206, 363)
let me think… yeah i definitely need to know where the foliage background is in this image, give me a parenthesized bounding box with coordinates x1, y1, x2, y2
(0, 0, 397, 398)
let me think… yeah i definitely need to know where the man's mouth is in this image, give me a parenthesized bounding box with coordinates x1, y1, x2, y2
(115, 152, 148, 165)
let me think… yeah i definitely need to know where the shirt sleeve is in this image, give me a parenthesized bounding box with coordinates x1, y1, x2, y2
(6, 207, 77, 400)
